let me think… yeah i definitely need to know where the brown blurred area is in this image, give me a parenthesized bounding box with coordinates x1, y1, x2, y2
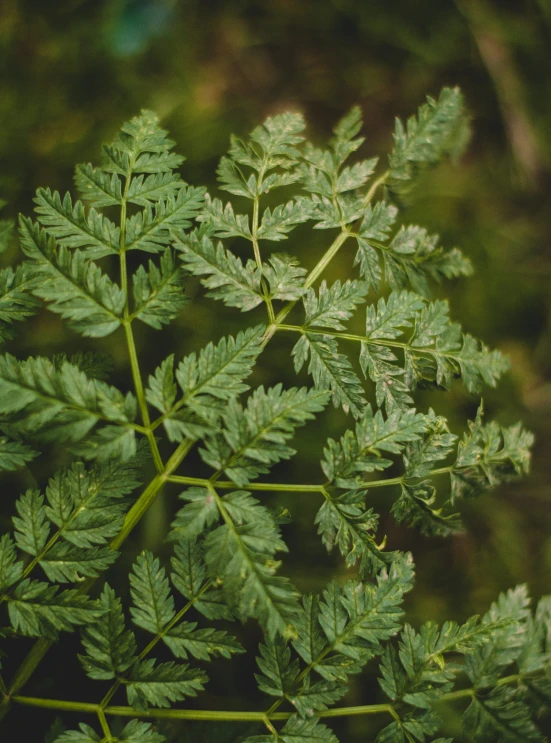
(1, 1, 551, 740)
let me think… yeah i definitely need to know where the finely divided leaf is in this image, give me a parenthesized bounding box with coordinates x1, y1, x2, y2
(126, 658, 207, 709)
(132, 248, 187, 329)
(45, 456, 143, 549)
(0, 437, 37, 471)
(170, 537, 233, 621)
(263, 254, 308, 301)
(200, 385, 330, 486)
(203, 491, 300, 637)
(13, 489, 50, 557)
(257, 199, 314, 241)
(255, 635, 300, 697)
(33, 188, 119, 260)
(20, 217, 124, 337)
(74, 163, 122, 208)
(388, 87, 470, 196)
(293, 334, 366, 418)
(164, 622, 243, 661)
(0, 354, 136, 456)
(79, 584, 137, 680)
(322, 404, 428, 488)
(201, 197, 251, 239)
(125, 186, 205, 253)
(130, 551, 175, 634)
(147, 325, 265, 441)
(0, 534, 24, 592)
(8, 579, 101, 638)
(315, 490, 394, 575)
(0, 264, 41, 342)
(175, 228, 263, 311)
(303, 280, 369, 331)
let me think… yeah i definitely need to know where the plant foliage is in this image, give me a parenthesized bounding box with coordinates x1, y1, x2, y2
(0, 92, 546, 743)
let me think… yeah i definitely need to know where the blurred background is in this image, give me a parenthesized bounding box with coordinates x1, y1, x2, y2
(1, 0, 551, 740)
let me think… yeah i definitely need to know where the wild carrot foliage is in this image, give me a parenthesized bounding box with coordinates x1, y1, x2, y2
(0, 88, 547, 742)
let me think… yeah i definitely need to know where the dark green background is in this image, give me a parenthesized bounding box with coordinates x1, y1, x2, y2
(1, 0, 550, 740)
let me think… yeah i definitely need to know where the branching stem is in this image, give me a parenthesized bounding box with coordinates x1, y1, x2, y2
(7, 670, 536, 723)
(0, 436, 196, 720)
(263, 168, 389, 340)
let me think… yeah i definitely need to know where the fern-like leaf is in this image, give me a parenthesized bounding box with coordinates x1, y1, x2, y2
(132, 247, 187, 328)
(20, 217, 124, 337)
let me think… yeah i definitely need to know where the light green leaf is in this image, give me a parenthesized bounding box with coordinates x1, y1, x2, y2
(201, 196, 251, 239)
(170, 488, 220, 540)
(263, 254, 308, 301)
(322, 404, 428, 487)
(130, 551, 175, 634)
(101, 109, 185, 176)
(257, 198, 314, 241)
(125, 186, 205, 253)
(147, 325, 265, 441)
(79, 584, 137, 680)
(388, 87, 470, 196)
(293, 334, 366, 418)
(126, 658, 207, 709)
(175, 228, 263, 311)
(8, 579, 101, 638)
(132, 248, 187, 329)
(200, 385, 330, 486)
(303, 279, 369, 331)
(74, 163, 122, 208)
(33, 188, 119, 259)
(13, 489, 50, 557)
(20, 217, 124, 337)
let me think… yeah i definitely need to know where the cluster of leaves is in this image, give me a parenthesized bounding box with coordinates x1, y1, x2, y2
(0, 92, 547, 743)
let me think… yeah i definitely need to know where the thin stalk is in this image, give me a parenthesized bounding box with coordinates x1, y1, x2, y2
(97, 708, 112, 741)
(167, 475, 324, 493)
(276, 324, 473, 370)
(251, 159, 276, 324)
(11, 672, 533, 722)
(119, 170, 163, 473)
(110, 437, 194, 551)
(266, 231, 350, 339)
(264, 169, 389, 341)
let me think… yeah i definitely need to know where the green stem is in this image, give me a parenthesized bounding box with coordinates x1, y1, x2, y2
(10, 672, 533, 722)
(168, 468, 452, 495)
(0, 438, 195, 720)
(167, 475, 324, 493)
(265, 169, 389, 340)
(363, 169, 390, 207)
(0, 638, 51, 720)
(119, 169, 163, 473)
(97, 708, 112, 741)
(277, 323, 473, 371)
(251, 158, 276, 324)
(110, 437, 194, 551)
(304, 231, 352, 290)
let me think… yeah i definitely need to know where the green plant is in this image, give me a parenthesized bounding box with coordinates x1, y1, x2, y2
(0, 87, 547, 743)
